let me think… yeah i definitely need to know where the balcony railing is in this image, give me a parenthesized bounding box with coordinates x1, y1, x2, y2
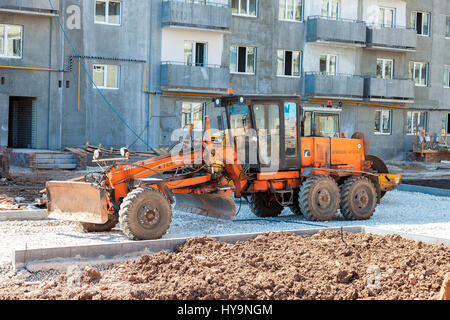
(0, 0, 59, 15)
(160, 61, 230, 93)
(161, 0, 231, 31)
(306, 16, 366, 47)
(364, 76, 415, 102)
(366, 24, 417, 52)
(303, 72, 364, 99)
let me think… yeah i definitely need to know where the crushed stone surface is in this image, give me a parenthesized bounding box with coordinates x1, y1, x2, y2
(0, 231, 448, 300)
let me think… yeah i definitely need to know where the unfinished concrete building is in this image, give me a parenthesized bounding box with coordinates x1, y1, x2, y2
(0, 0, 449, 161)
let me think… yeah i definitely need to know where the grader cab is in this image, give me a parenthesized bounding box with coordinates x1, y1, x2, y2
(46, 95, 401, 240)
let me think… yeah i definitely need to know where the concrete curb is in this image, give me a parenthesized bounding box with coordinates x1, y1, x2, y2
(398, 184, 450, 197)
(0, 209, 47, 221)
(12, 226, 449, 271)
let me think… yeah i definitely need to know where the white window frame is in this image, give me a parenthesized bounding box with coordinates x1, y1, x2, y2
(184, 41, 208, 67)
(181, 102, 205, 131)
(0, 24, 23, 59)
(378, 7, 396, 28)
(93, 64, 120, 89)
(322, 0, 340, 19)
(230, 46, 256, 75)
(374, 109, 392, 135)
(407, 111, 427, 135)
(277, 50, 302, 77)
(279, 0, 303, 22)
(232, 0, 258, 17)
(411, 11, 431, 36)
(94, 0, 122, 26)
(320, 54, 338, 76)
(377, 58, 394, 79)
(444, 65, 450, 88)
(410, 61, 429, 87)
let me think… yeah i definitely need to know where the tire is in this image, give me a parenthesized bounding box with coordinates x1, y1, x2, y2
(119, 187, 172, 240)
(248, 192, 283, 218)
(289, 191, 303, 216)
(299, 175, 340, 221)
(340, 176, 377, 221)
(366, 154, 389, 199)
(80, 214, 119, 232)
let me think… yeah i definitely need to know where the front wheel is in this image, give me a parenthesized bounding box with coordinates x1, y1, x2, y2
(119, 187, 172, 240)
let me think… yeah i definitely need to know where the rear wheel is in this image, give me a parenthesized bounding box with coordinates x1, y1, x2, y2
(340, 176, 377, 220)
(80, 214, 119, 232)
(119, 187, 172, 240)
(366, 154, 389, 199)
(299, 175, 340, 221)
(248, 192, 283, 218)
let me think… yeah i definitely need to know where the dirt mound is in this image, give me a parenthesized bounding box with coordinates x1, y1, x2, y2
(0, 230, 448, 300)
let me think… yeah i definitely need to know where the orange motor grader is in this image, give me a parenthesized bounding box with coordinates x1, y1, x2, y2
(46, 95, 401, 240)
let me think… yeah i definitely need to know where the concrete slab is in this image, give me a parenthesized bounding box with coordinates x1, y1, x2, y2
(12, 226, 449, 272)
(0, 209, 47, 221)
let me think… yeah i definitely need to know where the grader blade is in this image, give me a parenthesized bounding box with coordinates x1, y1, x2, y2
(174, 193, 237, 220)
(46, 181, 109, 224)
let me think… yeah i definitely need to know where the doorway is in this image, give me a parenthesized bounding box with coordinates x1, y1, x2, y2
(8, 97, 37, 149)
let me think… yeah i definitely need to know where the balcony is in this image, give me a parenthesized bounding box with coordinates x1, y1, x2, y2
(364, 77, 415, 102)
(160, 62, 230, 94)
(0, 0, 59, 15)
(161, 0, 231, 32)
(306, 16, 366, 47)
(303, 73, 364, 100)
(366, 25, 417, 52)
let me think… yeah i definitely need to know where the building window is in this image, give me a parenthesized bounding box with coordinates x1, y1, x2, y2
(379, 7, 395, 27)
(377, 59, 393, 79)
(409, 62, 429, 86)
(231, 0, 257, 17)
(279, 0, 303, 22)
(374, 110, 391, 135)
(95, 0, 121, 25)
(182, 102, 204, 131)
(407, 111, 427, 135)
(184, 41, 207, 67)
(0, 24, 22, 58)
(444, 65, 450, 87)
(411, 11, 430, 36)
(230, 46, 256, 74)
(321, 0, 340, 20)
(93, 64, 120, 89)
(319, 54, 337, 76)
(277, 50, 301, 77)
(446, 16, 450, 38)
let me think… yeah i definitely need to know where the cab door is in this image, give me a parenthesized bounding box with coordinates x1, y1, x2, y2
(281, 101, 301, 170)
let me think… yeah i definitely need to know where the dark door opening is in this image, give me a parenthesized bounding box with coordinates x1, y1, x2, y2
(8, 97, 37, 149)
(447, 113, 450, 134)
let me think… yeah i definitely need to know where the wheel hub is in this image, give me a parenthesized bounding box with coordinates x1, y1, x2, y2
(354, 190, 369, 209)
(317, 189, 331, 208)
(138, 204, 160, 228)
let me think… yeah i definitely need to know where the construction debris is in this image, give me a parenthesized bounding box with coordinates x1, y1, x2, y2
(64, 142, 169, 158)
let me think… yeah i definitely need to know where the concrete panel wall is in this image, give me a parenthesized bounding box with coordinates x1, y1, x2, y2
(0, 0, 60, 12)
(0, 12, 59, 149)
(306, 17, 366, 44)
(303, 44, 360, 75)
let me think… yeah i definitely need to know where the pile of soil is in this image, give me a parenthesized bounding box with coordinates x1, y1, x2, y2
(0, 230, 448, 300)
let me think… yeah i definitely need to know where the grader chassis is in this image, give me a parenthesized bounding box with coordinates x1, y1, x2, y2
(46, 95, 401, 240)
